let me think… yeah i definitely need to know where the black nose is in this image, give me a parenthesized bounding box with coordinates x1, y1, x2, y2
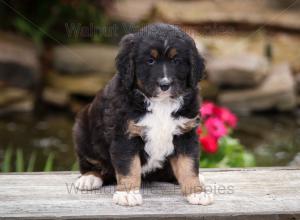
(159, 81, 171, 91)
(160, 84, 170, 91)
(158, 78, 172, 91)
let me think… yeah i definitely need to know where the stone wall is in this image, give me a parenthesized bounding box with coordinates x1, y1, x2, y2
(0, 0, 299, 115)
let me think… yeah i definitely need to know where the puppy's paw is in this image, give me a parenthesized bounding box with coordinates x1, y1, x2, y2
(75, 174, 103, 190)
(113, 190, 143, 206)
(186, 192, 214, 205)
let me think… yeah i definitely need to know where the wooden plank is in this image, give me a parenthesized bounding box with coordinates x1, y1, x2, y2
(0, 168, 300, 219)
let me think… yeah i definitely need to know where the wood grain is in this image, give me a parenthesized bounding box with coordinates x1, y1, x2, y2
(0, 167, 300, 219)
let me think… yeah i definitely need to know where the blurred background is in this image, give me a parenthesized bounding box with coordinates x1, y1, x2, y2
(0, 0, 299, 172)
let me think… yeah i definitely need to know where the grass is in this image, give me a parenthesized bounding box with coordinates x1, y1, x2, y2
(43, 152, 55, 172)
(1, 148, 56, 172)
(27, 152, 37, 172)
(1, 148, 79, 172)
(2, 147, 13, 172)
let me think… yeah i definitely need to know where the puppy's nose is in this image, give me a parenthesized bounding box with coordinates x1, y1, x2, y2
(159, 81, 171, 91)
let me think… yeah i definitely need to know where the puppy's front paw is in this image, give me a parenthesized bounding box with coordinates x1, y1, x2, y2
(75, 174, 103, 190)
(186, 192, 214, 205)
(113, 190, 143, 206)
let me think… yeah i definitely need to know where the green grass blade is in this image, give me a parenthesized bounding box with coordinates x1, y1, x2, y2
(44, 153, 54, 172)
(16, 148, 24, 172)
(2, 148, 13, 172)
(27, 152, 37, 172)
(71, 161, 79, 171)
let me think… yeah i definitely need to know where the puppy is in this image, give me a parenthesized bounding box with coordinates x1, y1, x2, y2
(73, 23, 213, 206)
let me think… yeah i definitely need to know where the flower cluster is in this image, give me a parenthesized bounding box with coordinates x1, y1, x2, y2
(197, 102, 237, 154)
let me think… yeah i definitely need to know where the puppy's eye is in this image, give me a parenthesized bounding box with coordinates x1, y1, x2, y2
(171, 58, 181, 65)
(147, 58, 155, 65)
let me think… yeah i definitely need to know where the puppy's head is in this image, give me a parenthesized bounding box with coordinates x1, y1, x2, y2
(116, 23, 204, 99)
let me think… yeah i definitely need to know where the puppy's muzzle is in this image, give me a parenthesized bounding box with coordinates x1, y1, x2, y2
(158, 78, 172, 91)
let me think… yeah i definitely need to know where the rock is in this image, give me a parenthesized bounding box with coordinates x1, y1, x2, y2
(201, 32, 267, 58)
(271, 34, 300, 73)
(0, 87, 32, 107)
(206, 53, 269, 87)
(46, 71, 113, 96)
(186, 28, 207, 55)
(43, 88, 70, 107)
(219, 63, 296, 114)
(108, 0, 158, 23)
(52, 44, 118, 74)
(0, 100, 33, 115)
(0, 32, 40, 89)
(202, 32, 300, 73)
(0, 87, 34, 114)
(153, 0, 300, 31)
(269, 0, 300, 10)
(200, 80, 219, 99)
(296, 73, 300, 94)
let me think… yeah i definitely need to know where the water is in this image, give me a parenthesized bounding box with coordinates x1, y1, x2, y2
(235, 112, 300, 166)
(0, 112, 299, 171)
(0, 113, 76, 171)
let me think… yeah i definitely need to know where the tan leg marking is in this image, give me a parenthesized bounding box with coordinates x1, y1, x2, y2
(115, 154, 141, 192)
(127, 120, 145, 139)
(170, 155, 203, 196)
(113, 155, 143, 206)
(86, 157, 102, 166)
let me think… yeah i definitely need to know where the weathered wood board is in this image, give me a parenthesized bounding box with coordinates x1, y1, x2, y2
(0, 168, 300, 219)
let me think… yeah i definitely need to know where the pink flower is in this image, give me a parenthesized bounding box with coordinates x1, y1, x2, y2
(196, 126, 202, 135)
(204, 117, 227, 139)
(200, 102, 215, 119)
(200, 135, 218, 153)
(214, 107, 237, 128)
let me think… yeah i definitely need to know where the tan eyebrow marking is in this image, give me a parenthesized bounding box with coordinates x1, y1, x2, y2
(150, 49, 159, 59)
(168, 48, 177, 59)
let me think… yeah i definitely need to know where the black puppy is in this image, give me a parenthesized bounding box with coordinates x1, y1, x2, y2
(73, 23, 213, 206)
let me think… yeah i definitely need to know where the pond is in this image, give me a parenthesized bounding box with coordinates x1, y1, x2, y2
(0, 111, 299, 171)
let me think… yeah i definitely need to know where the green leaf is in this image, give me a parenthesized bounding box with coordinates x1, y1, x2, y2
(44, 153, 55, 172)
(200, 135, 256, 168)
(27, 152, 37, 172)
(14, 18, 34, 35)
(243, 152, 256, 167)
(2, 148, 13, 172)
(71, 161, 79, 171)
(16, 149, 24, 172)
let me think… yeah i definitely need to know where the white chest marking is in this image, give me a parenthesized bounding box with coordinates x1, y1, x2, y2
(137, 97, 190, 174)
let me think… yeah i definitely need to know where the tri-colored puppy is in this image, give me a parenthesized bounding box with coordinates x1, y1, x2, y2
(73, 23, 213, 206)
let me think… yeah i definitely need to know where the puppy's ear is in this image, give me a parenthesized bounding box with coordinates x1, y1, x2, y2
(189, 46, 205, 88)
(116, 33, 136, 90)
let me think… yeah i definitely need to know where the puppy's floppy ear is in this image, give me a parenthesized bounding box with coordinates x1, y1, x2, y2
(116, 33, 136, 90)
(189, 46, 205, 88)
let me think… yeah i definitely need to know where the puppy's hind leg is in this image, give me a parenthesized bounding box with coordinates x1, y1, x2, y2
(73, 106, 104, 190)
